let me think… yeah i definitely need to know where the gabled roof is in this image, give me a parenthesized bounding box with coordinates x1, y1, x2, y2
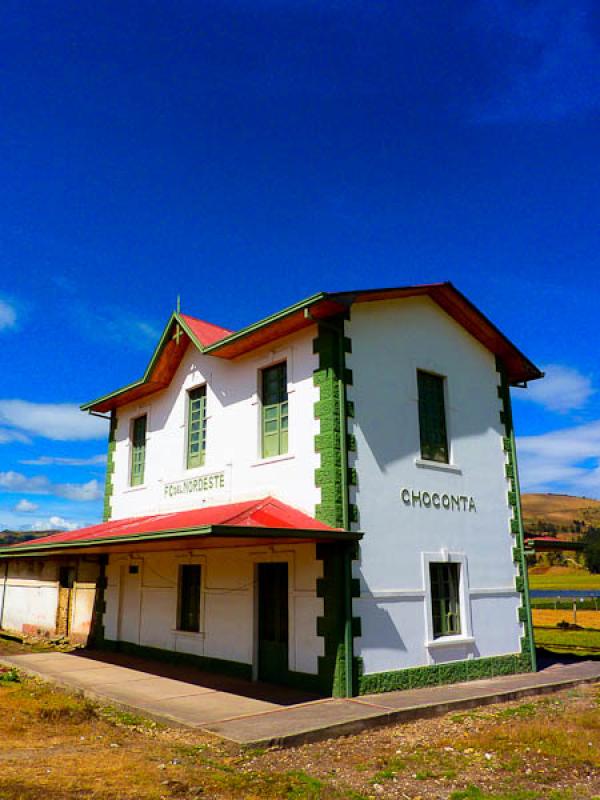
(0, 497, 360, 557)
(82, 283, 542, 412)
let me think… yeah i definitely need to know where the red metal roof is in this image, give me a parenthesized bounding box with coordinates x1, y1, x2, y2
(7, 497, 338, 551)
(179, 314, 232, 347)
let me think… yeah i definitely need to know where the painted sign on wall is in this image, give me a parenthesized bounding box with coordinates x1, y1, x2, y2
(401, 488, 477, 512)
(164, 472, 226, 499)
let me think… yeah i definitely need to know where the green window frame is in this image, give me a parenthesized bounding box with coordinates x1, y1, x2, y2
(130, 415, 147, 487)
(187, 386, 207, 469)
(430, 562, 461, 638)
(261, 362, 288, 458)
(178, 564, 202, 633)
(417, 370, 449, 464)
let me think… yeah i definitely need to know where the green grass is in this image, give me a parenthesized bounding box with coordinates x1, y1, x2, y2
(449, 789, 578, 800)
(534, 626, 600, 654)
(528, 570, 600, 590)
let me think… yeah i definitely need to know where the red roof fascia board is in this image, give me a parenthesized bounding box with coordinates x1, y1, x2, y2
(83, 283, 541, 411)
(8, 497, 337, 550)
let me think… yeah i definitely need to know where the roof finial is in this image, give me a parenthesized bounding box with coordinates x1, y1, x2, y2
(176, 294, 181, 314)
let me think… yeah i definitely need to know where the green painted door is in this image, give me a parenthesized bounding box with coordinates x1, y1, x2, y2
(257, 562, 289, 683)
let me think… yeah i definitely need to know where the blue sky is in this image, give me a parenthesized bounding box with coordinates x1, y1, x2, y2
(1, 0, 599, 531)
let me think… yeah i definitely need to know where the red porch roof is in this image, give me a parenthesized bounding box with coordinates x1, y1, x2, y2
(1, 498, 360, 557)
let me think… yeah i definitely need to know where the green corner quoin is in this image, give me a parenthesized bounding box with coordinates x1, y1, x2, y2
(355, 356, 536, 697)
(102, 410, 117, 523)
(313, 315, 361, 697)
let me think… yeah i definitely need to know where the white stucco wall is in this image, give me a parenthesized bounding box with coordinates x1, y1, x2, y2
(103, 543, 324, 675)
(346, 297, 523, 675)
(109, 328, 320, 521)
(0, 559, 59, 634)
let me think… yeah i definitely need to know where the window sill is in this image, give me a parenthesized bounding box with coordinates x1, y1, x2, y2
(172, 629, 205, 639)
(426, 635, 475, 649)
(122, 484, 148, 493)
(251, 453, 295, 467)
(415, 459, 462, 475)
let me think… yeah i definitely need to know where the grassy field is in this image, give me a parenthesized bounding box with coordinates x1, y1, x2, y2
(528, 565, 600, 591)
(0, 650, 599, 800)
(532, 609, 600, 630)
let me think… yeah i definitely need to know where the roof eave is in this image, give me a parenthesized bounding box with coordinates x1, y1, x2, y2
(0, 524, 361, 558)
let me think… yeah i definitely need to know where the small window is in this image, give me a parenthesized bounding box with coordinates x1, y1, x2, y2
(59, 566, 75, 589)
(417, 370, 449, 463)
(187, 386, 207, 469)
(130, 415, 147, 486)
(178, 564, 202, 632)
(261, 362, 288, 458)
(430, 562, 461, 638)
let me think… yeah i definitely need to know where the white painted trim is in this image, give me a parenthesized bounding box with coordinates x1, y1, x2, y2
(422, 550, 473, 645)
(469, 587, 519, 597)
(251, 453, 296, 468)
(426, 635, 476, 649)
(414, 459, 462, 475)
(360, 589, 426, 600)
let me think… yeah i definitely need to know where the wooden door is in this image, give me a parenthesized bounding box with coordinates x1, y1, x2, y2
(257, 562, 289, 683)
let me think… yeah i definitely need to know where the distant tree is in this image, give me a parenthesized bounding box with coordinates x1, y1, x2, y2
(583, 528, 600, 574)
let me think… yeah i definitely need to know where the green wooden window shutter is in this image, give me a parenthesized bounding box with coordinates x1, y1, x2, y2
(187, 386, 207, 469)
(178, 564, 202, 632)
(417, 370, 449, 463)
(130, 415, 147, 486)
(430, 563, 461, 638)
(261, 362, 288, 458)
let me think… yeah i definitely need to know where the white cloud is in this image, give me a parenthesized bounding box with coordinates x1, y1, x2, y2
(517, 364, 594, 414)
(30, 516, 79, 532)
(20, 454, 107, 467)
(0, 400, 108, 441)
(57, 479, 102, 502)
(0, 471, 102, 502)
(517, 419, 600, 498)
(0, 428, 30, 445)
(0, 299, 17, 331)
(14, 499, 39, 513)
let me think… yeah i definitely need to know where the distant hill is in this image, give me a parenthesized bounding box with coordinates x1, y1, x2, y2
(521, 493, 600, 535)
(0, 529, 58, 547)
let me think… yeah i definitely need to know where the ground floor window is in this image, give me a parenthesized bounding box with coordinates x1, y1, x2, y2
(178, 564, 202, 632)
(429, 562, 461, 638)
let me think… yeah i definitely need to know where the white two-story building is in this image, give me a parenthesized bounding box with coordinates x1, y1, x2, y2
(0, 283, 542, 696)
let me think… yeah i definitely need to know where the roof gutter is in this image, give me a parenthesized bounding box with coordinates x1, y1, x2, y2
(0, 525, 362, 558)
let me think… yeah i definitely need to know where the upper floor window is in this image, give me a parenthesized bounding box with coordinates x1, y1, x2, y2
(261, 362, 288, 458)
(429, 562, 461, 638)
(187, 386, 207, 469)
(130, 414, 147, 486)
(417, 370, 449, 464)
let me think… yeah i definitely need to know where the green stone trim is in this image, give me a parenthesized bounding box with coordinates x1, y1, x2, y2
(100, 639, 323, 693)
(496, 356, 537, 673)
(102, 411, 117, 522)
(312, 316, 361, 697)
(358, 652, 532, 695)
(103, 639, 253, 680)
(315, 542, 361, 697)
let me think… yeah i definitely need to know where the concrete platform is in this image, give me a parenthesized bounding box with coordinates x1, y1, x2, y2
(1, 649, 599, 748)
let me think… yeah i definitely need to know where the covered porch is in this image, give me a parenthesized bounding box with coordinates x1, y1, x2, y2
(0, 498, 362, 697)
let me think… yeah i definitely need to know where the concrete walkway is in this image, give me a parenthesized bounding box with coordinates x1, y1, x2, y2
(1, 649, 599, 748)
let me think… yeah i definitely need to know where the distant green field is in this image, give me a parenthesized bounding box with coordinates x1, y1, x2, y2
(534, 626, 600, 656)
(528, 569, 600, 590)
